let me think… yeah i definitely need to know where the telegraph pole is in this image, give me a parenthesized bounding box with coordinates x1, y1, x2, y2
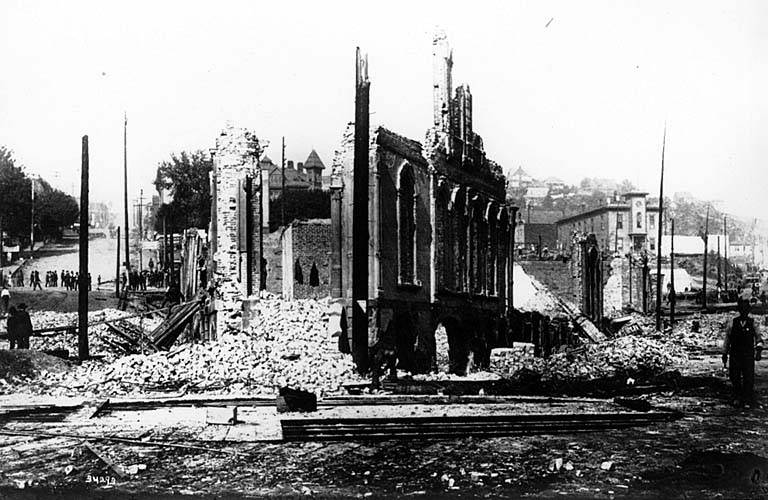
(115, 226, 121, 297)
(655, 125, 666, 331)
(137, 189, 144, 272)
(702, 205, 710, 310)
(281, 136, 286, 228)
(78, 135, 90, 359)
(123, 113, 130, 270)
(670, 218, 675, 326)
(30, 176, 35, 252)
(723, 215, 728, 293)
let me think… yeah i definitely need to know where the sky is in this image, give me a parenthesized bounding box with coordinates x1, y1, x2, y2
(1, 0, 766, 220)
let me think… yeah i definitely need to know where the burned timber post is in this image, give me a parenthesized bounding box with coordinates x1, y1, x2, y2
(78, 135, 90, 360)
(352, 48, 370, 373)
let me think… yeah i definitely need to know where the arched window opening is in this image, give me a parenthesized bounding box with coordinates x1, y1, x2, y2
(451, 190, 467, 292)
(294, 259, 304, 285)
(309, 262, 320, 287)
(488, 204, 498, 295)
(438, 185, 454, 290)
(398, 165, 417, 284)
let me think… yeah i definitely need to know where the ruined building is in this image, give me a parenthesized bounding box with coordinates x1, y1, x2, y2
(208, 125, 265, 336)
(331, 33, 518, 373)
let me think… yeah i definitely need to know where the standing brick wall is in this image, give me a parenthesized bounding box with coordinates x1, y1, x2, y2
(210, 124, 262, 336)
(519, 261, 581, 308)
(282, 220, 331, 299)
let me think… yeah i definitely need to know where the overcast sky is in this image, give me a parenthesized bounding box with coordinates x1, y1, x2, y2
(1, 0, 766, 220)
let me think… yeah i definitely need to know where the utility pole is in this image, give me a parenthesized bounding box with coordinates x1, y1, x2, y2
(670, 218, 675, 326)
(723, 215, 728, 293)
(137, 189, 144, 272)
(115, 226, 121, 297)
(701, 205, 710, 310)
(655, 124, 666, 331)
(78, 135, 90, 360)
(281, 136, 286, 228)
(30, 176, 35, 252)
(716, 235, 721, 288)
(123, 113, 130, 271)
(628, 253, 633, 307)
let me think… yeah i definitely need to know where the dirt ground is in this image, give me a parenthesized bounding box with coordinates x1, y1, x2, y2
(5, 288, 121, 313)
(0, 354, 765, 499)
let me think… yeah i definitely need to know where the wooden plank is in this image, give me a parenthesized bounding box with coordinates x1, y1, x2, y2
(83, 442, 127, 478)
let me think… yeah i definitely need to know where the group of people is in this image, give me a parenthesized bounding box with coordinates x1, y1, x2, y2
(3, 270, 93, 292)
(121, 268, 167, 292)
(6, 304, 33, 349)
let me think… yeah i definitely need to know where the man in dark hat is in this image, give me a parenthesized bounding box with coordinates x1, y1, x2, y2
(6, 306, 18, 349)
(16, 303, 32, 349)
(723, 299, 763, 408)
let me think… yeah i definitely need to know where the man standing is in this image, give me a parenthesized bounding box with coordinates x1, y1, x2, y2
(6, 307, 18, 349)
(723, 299, 764, 408)
(16, 303, 32, 349)
(1, 285, 10, 314)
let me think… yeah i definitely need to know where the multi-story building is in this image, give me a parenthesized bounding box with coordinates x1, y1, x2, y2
(331, 32, 517, 374)
(555, 192, 660, 254)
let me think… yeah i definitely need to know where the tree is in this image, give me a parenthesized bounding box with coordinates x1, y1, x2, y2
(0, 147, 79, 244)
(0, 147, 32, 242)
(153, 151, 212, 232)
(36, 182, 79, 240)
(618, 179, 636, 194)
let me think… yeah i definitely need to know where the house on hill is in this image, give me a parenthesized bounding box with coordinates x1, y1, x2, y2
(508, 166, 534, 188)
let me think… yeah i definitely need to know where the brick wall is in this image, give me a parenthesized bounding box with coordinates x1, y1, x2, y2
(520, 255, 625, 318)
(210, 124, 262, 336)
(263, 228, 283, 295)
(281, 220, 331, 299)
(519, 261, 581, 308)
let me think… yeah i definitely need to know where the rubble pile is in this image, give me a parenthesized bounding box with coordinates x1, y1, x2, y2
(529, 336, 688, 381)
(28, 298, 359, 397)
(666, 314, 729, 352)
(16, 309, 162, 362)
(489, 343, 535, 375)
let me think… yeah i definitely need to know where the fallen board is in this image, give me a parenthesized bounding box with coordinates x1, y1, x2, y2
(281, 409, 682, 441)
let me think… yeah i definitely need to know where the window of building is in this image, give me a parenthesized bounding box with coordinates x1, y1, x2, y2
(636, 211, 642, 229)
(617, 213, 623, 229)
(309, 262, 319, 287)
(617, 238, 624, 251)
(398, 165, 417, 284)
(294, 259, 304, 284)
(649, 238, 656, 251)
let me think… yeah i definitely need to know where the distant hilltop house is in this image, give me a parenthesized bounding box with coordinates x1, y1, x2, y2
(555, 191, 660, 254)
(259, 149, 326, 200)
(508, 166, 534, 188)
(543, 176, 566, 191)
(523, 186, 550, 206)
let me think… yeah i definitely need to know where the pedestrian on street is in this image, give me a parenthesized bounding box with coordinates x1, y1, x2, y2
(16, 303, 32, 349)
(0, 286, 10, 314)
(723, 299, 764, 408)
(32, 271, 42, 291)
(6, 306, 18, 349)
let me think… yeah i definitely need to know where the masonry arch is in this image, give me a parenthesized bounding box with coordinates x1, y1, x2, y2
(449, 187, 468, 292)
(434, 315, 471, 375)
(397, 163, 417, 284)
(436, 181, 454, 290)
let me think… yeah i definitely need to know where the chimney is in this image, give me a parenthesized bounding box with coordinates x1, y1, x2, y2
(287, 160, 294, 170)
(297, 162, 304, 174)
